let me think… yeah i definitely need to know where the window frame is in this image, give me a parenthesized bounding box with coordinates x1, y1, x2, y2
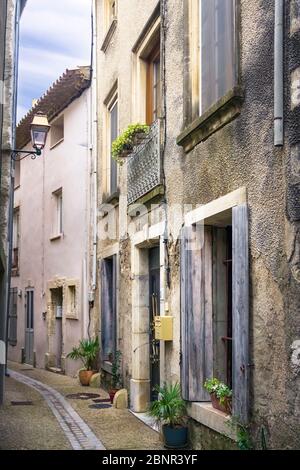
(181, 188, 249, 429)
(177, 0, 242, 153)
(103, 85, 119, 199)
(8, 287, 18, 346)
(51, 188, 63, 239)
(131, 8, 161, 124)
(50, 115, 64, 149)
(101, 254, 118, 373)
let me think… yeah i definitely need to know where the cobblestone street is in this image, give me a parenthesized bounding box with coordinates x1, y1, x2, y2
(0, 362, 163, 450)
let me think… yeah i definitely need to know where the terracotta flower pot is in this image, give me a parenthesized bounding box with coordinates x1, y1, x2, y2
(79, 369, 94, 386)
(210, 393, 231, 414)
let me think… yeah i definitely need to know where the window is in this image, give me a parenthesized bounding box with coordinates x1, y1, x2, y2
(101, 255, 117, 365)
(181, 198, 249, 422)
(52, 188, 63, 237)
(12, 208, 20, 272)
(50, 115, 64, 148)
(146, 42, 161, 125)
(66, 284, 78, 319)
(104, 90, 118, 196)
(177, 0, 240, 152)
(8, 287, 18, 346)
(132, 9, 161, 125)
(199, 0, 236, 114)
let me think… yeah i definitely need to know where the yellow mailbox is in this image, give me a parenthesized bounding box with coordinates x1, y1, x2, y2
(154, 316, 173, 341)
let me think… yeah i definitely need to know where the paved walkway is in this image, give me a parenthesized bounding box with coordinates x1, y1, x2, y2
(9, 370, 105, 450)
(0, 362, 163, 450)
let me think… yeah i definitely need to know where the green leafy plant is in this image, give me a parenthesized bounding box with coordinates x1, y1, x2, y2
(227, 416, 253, 450)
(112, 123, 149, 163)
(204, 378, 232, 406)
(148, 382, 187, 427)
(66, 337, 99, 371)
(111, 350, 122, 388)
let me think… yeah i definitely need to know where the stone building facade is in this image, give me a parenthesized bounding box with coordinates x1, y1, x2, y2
(95, 0, 300, 449)
(0, 0, 26, 405)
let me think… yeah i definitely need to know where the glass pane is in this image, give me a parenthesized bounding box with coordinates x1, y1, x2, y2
(200, 0, 235, 114)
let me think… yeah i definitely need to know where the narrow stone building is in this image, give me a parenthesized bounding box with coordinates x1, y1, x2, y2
(94, 0, 300, 449)
(8, 67, 94, 376)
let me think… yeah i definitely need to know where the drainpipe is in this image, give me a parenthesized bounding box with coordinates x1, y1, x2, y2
(90, 0, 98, 304)
(274, 0, 284, 146)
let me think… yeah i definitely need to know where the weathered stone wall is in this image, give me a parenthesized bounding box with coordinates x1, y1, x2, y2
(95, 0, 159, 388)
(164, 0, 300, 449)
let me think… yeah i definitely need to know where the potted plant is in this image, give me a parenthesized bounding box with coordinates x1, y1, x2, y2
(66, 337, 99, 386)
(204, 377, 232, 414)
(108, 350, 122, 403)
(148, 382, 188, 449)
(112, 123, 149, 163)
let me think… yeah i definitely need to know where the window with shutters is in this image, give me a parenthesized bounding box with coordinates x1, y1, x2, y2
(181, 199, 249, 424)
(101, 255, 117, 369)
(8, 287, 18, 346)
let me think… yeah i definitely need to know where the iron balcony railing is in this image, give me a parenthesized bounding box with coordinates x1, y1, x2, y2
(127, 119, 163, 205)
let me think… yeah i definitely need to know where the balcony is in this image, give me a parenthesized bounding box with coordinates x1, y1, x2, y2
(127, 119, 164, 206)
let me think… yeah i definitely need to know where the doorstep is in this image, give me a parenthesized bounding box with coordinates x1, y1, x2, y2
(129, 410, 160, 433)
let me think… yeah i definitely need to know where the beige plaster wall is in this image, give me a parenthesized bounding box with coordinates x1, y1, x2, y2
(9, 88, 92, 376)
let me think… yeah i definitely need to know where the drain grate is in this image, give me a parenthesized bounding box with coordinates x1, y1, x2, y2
(89, 403, 111, 410)
(65, 393, 100, 400)
(11, 400, 33, 406)
(92, 398, 111, 403)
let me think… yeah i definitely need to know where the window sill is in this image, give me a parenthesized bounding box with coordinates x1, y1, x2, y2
(177, 86, 244, 153)
(50, 233, 63, 242)
(101, 18, 117, 53)
(50, 138, 64, 150)
(187, 402, 237, 441)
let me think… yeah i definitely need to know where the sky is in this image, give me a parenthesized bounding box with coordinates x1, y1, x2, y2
(17, 0, 91, 122)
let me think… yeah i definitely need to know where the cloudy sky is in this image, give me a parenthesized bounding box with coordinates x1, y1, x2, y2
(17, 0, 91, 122)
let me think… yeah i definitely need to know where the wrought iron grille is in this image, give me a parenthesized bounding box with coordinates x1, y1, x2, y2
(127, 119, 163, 205)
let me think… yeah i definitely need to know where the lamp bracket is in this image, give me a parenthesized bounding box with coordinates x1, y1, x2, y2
(11, 149, 42, 162)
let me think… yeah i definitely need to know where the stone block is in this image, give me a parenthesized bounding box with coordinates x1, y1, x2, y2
(113, 388, 128, 409)
(89, 372, 101, 388)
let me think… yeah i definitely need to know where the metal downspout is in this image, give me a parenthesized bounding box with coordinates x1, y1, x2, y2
(274, 0, 284, 146)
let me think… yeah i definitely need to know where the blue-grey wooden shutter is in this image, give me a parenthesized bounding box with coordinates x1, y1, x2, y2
(232, 203, 249, 423)
(101, 256, 117, 363)
(181, 225, 213, 401)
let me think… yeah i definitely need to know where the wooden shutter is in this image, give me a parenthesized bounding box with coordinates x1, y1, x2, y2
(110, 101, 118, 194)
(232, 203, 249, 423)
(101, 256, 117, 362)
(181, 225, 213, 401)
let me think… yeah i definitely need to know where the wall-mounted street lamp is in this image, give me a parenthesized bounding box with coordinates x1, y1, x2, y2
(11, 112, 50, 161)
